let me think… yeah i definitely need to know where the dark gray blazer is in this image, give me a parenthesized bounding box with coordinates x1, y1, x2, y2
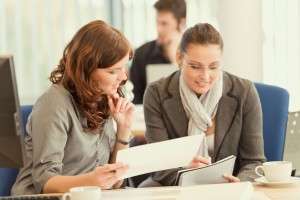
(143, 70, 266, 186)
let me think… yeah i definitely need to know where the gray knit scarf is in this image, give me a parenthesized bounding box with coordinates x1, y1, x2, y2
(179, 71, 223, 157)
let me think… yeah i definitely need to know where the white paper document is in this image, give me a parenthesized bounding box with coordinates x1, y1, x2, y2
(116, 135, 203, 180)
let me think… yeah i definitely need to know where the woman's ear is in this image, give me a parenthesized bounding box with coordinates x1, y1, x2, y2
(176, 50, 183, 69)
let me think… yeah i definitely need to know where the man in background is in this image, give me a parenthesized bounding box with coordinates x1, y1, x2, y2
(130, 0, 186, 104)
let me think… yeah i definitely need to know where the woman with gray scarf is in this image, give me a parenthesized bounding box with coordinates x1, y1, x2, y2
(139, 23, 266, 187)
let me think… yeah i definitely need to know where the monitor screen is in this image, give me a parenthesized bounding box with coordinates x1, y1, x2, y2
(0, 55, 25, 168)
(146, 64, 179, 84)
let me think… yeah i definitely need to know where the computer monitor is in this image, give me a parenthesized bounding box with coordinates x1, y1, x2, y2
(0, 55, 25, 168)
(146, 64, 179, 84)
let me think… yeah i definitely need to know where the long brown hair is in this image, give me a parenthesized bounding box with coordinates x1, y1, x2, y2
(50, 20, 133, 132)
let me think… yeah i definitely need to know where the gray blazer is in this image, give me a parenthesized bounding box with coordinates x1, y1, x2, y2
(143, 70, 266, 186)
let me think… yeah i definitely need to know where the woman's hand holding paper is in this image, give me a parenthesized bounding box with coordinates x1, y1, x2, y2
(188, 155, 211, 169)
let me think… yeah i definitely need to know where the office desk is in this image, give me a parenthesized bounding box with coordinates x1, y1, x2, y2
(100, 182, 300, 200)
(252, 182, 300, 199)
(131, 130, 145, 137)
(35, 182, 300, 200)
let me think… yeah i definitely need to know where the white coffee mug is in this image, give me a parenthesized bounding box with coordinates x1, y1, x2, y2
(255, 161, 292, 182)
(62, 186, 101, 200)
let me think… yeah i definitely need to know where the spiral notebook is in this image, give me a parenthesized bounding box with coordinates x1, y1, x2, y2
(175, 155, 236, 186)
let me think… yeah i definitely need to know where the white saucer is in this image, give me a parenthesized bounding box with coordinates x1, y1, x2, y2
(255, 176, 300, 187)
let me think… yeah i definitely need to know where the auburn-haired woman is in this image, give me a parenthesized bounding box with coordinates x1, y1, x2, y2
(12, 20, 134, 195)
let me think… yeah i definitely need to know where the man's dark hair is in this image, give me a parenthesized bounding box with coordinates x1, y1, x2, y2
(154, 0, 186, 23)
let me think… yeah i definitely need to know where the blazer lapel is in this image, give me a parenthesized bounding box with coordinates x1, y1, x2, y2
(162, 71, 188, 138)
(213, 73, 239, 161)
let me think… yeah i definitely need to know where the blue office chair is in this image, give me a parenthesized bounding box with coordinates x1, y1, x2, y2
(254, 83, 289, 161)
(21, 105, 33, 131)
(0, 105, 33, 196)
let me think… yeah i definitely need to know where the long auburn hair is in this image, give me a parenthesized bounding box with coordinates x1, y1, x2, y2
(50, 20, 133, 132)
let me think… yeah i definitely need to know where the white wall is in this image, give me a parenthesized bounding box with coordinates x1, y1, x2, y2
(216, 0, 263, 82)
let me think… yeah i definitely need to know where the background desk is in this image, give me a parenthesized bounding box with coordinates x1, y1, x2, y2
(131, 104, 146, 137)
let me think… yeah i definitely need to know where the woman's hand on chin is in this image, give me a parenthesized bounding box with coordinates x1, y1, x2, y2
(107, 94, 135, 130)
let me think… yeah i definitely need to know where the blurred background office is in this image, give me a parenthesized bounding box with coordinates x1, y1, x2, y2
(0, 0, 299, 112)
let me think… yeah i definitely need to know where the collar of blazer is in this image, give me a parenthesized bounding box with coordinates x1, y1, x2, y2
(162, 71, 239, 161)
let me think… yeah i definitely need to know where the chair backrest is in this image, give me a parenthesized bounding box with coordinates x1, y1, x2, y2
(254, 83, 289, 161)
(20, 105, 34, 137)
(0, 105, 33, 196)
